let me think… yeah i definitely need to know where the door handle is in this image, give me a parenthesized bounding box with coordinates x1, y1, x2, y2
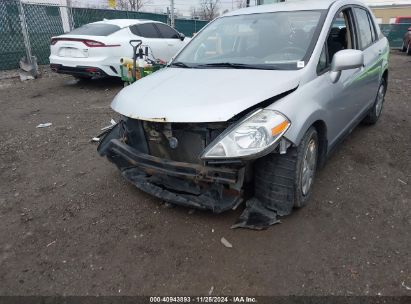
(378, 49, 382, 55)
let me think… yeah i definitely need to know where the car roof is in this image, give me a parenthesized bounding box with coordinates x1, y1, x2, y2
(224, 0, 365, 16)
(90, 19, 161, 28)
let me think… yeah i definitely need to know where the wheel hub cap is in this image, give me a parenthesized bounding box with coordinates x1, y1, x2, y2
(376, 84, 385, 117)
(301, 139, 317, 196)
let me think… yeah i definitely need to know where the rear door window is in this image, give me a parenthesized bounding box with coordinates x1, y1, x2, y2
(154, 23, 180, 39)
(69, 24, 120, 36)
(133, 23, 161, 38)
(353, 8, 374, 49)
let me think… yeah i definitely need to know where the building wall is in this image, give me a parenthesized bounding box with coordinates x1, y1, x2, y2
(256, 0, 411, 24)
(370, 6, 411, 24)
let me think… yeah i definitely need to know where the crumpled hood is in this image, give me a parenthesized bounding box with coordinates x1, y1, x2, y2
(111, 67, 302, 122)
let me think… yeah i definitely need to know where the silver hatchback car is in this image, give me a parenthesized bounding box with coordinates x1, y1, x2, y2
(98, 0, 389, 229)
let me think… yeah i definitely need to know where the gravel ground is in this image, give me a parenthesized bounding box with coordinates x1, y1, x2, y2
(0, 52, 410, 296)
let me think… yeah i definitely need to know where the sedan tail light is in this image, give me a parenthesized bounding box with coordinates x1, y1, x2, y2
(82, 40, 106, 47)
(50, 38, 120, 47)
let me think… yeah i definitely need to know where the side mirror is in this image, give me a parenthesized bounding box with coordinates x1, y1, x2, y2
(179, 33, 185, 41)
(330, 49, 364, 83)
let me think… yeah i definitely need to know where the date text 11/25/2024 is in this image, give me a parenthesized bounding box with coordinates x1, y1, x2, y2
(149, 296, 257, 303)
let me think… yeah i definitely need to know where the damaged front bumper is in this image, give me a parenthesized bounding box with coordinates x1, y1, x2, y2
(98, 125, 245, 212)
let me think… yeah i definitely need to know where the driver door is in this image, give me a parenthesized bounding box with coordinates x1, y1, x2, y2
(316, 8, 365, 146)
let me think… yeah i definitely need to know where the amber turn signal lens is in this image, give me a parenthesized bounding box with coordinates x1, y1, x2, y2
(271, 120, 289, 136)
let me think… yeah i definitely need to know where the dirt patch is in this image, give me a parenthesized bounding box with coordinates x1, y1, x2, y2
(0, 52, 410, 296)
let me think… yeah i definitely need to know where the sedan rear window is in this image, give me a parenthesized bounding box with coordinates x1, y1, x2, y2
(69, 24, 121, 36)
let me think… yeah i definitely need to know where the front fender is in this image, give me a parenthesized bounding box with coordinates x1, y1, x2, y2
(265, 81, 331, 147)
(285, 108, 328, 147)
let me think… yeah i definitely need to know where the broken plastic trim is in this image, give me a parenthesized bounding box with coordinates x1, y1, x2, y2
(107, 139, 240, 184)
(122, 168, 243, 213)
(97, 123, 246, 212)
(232, 198, 281, 230)
(98, 119, 295, 230)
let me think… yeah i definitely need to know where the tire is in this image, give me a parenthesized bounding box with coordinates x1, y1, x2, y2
(407, 43, 411, 55)
(401, 42, 406, 52)
(73, 75, 92, 80)
(363, 78, 387, 125)
(254, 127, 319, 213)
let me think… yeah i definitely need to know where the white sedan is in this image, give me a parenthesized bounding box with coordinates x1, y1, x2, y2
(49, 19, 189, 79)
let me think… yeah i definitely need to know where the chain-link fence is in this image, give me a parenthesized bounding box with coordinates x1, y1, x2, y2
(0, 0, 208, 71)
(0, 0, 408, 71)
(381, 23, 410, 49)
(23, 3, 65, 65)
(175, 18, 207, 36)
(0, 0, 26, 70)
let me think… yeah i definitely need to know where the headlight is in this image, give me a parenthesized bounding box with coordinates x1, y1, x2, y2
(201, 109, 290, 159)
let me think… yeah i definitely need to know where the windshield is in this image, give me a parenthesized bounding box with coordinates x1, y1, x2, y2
(173, 10, 325, 70)
(69, 24, 121, 36)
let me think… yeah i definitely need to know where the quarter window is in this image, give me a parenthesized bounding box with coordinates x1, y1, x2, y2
(155, 23, 180, 39)
(129, 25, 139, 36)
(353, 8, 374, 49)
(131, 23, 160, 38)
(317, 45, 328, 74)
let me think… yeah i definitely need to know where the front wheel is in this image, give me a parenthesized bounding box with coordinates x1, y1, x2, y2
(254, 127, 319, 214)
(407, 43, 411, 55)
(363, 78, 386, 125)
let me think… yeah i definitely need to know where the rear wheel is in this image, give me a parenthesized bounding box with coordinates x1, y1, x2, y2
(363, 78, 386, 125)
(254, 127, 319, 213)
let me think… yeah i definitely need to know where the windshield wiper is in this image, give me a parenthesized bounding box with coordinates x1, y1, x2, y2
(169, 61, 191, 68)
(196, 62, 280, 70)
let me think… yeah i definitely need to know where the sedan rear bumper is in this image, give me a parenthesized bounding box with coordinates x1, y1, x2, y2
(50, 64, 108, 78)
